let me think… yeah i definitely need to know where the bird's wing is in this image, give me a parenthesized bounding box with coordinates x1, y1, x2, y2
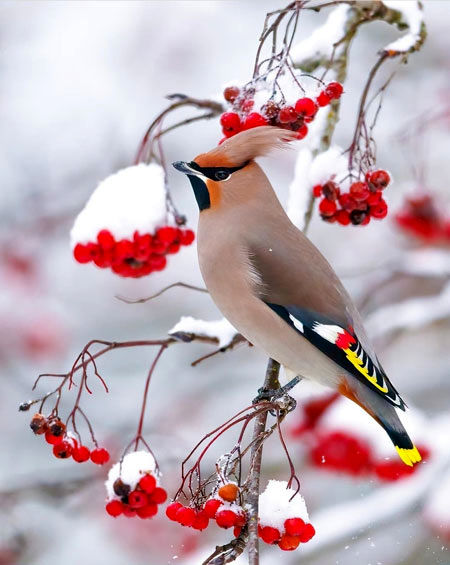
(248, 226, 405, 410)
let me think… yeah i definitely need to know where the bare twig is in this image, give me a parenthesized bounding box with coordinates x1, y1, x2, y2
(116, 281, 208, 304)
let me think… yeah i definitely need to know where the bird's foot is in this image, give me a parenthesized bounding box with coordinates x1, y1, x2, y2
(252, 376, 300, 412)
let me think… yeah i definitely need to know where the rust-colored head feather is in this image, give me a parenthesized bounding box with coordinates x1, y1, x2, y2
(195, 127, 297, 168)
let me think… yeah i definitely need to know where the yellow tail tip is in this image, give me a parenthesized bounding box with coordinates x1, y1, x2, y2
(395, 445, 422, 467)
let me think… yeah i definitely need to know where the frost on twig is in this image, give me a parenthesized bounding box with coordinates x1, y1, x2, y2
(169, 316, 240, 349)
(382, 1, 425, 55)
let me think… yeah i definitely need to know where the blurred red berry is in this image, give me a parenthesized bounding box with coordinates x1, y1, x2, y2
(278, 106, 298, 124)
(45, 430, 64, 445)
(215, 509, 238, 529)
(298, 523, 316, 542)
(367, 191, 382, 205)
(123, 506, 137, 518)
(157, 226, 178, 244)
(296, 124, 309, 140)
(97, 229, 115, 250)
(180, 229, 195, 245)
(319, 198, 337, 216)
(259, 526, 281, 544)
(338, 193, 357, 211)
(90, 448, 110, 465)
(129, 490, 149, 509)
(223, 86, 240, 102)
(322, 181, 340, 201)
(192, 512, 209, 531)
(279, 534, 301, 551)
(137, 503, 158, 519)
(243, 112, 269, 129)
(220, 112, 241, 133)
(53, 440, 73, 459)
(138, 474, 156, 495)
(73, 244, 91, 264)
(325, 81, 343, 99)
(233, 526, 242, 537)
(150, 255, 167, 271)
(350, 181, 370, 202)
(284, 518, 306, 536)
(176, 507, 196, 527)
(295, 97, 317, 117)
(149, 487, 167, 504)
(366, 169, 390, 190)
(370, 199, 388, 219)
(203, 499, 222, 519)
(72, 445, 90, 463)
(166, 502, 183, 521)
(105, 500, 124, 517)
(312, 184, 323, 198)
(336, 209, 351, 226)
(316, 91, 331, 107)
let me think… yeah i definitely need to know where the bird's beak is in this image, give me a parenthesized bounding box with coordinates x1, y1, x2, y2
(172, 161, 199, 175)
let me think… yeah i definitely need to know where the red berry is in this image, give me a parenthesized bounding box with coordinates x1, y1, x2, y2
(122, 506, 137, 518)
(367, 190, 382, 205)
(322, 181, 340, 201)
(259, 526, 281, 544)
(192, 511, 209, 531)
(367, 169, 390, 189)
(167, 242, 180, 254)
(203, 498, 222, 519)
(296, 124, 308, 140)
(361, 214, 371, 225)
(316, 91, 331, 107)
(180, 229, 195, 245)
(312, 185, 323, 198)
(338, 193, 358, 212)
(370, 199, 388, 219)
(295, 97, 317, 117)
(150, 255, 167, 271)
(137, 504, 158, 519)
(284, 517, 306, 536)
(90, 447, 110, 465)
(45, 430, 64, 445)
(166, 502, 183, 521)
(97, 229, 115, 250)
(243, 112, 268, 130)
(128, 490, 149, 509)
(53, 440, 73, 459)
(279, 534, 301, 551)
(325, 81, 343, 99)
(138, 473, 156, 495)
(233, 526, 242, 537)
(48, 419, 66, 437)
(336, 209, 351, 226)
(149, 487, 167, 505)
(157, 226, 178, 244)
(72, 445, 90, 463)
(319, 198, 337, 216)
(220, 112, 241, 133)
(175, 506, 196, 527)
(298, 523, 315, 542)
(114, 240, 134, 260)
(350, 181, 370, 202)
(105, 500, 124, 517)
(215, 509, 237, 529)
(278, 106, 298, 124)
(223, 86, 240, 102)
(73, 244, 91, 264)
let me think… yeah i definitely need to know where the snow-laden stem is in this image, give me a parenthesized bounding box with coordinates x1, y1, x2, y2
(247, 359, 281, 565)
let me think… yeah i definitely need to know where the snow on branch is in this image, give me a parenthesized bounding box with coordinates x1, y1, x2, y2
(169, 316, 239, 348)
(291, 5, 350, 69)
(382, 1, 425, 55)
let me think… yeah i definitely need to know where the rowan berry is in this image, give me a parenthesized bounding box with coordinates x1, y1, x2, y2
(325, 81, 343, 99)
(279, 534, 301, 551)
(176, 506, 196, 527)
(218, 483, 239, 502)
(90, 448, 110, 465)
(105, 500, 124, 517)
(295, 97, 317, 117)
(259, 526, 281, 544)
(278, 106, 298, 124)
(30, 413, 47, 435)
(53, 440, 73, 459)
(166, 502, 183, 521)
(203, 498, 222, 519)
(138, 474, 156, 495)
(284, 517, 306, 536)
(223, 86, 240, 102)
(215, 509, 238, 529)
(72, 445, 90, 463)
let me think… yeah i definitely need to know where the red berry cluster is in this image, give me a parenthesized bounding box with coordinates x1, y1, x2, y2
(396, 194, 450, 243)
(310, 430, 429, 480)
(106, 473, 167, 519)
(73, 227, 195, 278)
(314, 170, 391, 226)
(166, 483, 246, 533)
(30, 413, 109, 464)
(220, 81, 343, 142)
(258, 517, 315, 551)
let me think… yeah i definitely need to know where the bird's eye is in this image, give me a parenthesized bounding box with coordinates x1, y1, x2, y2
(215, 169, 230, 181)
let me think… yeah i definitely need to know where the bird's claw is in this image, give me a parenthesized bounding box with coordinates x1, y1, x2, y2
(252, 376, 300, 413)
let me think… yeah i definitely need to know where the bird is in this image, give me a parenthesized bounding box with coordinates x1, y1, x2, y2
(172, 126, 421, 467)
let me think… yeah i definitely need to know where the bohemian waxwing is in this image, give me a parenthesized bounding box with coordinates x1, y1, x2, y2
(173, 126, 421, 467)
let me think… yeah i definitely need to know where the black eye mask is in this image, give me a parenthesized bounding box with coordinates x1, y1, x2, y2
(188, 161, 249, 181)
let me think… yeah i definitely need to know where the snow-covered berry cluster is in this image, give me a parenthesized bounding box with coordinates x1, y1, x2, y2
(30, 413, 109, 464)
(220, 79, 343, 142)
(71, 164, 195, 278)
(314, 169, 391, 226)
(395, 194, 450, 244)
(257, 480, 315, 551)
(166, 483, 246, 533)
(105, 451, 167, 519)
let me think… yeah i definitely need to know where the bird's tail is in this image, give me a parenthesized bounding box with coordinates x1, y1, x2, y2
(344, 378, 422, 467)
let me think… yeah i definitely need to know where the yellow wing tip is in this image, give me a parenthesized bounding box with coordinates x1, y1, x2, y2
(395, 445, 422, 467)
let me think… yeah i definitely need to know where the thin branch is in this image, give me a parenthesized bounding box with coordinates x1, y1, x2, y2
(116, 282, 208, 305)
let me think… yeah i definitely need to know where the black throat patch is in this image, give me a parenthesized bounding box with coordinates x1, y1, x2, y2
(187, 175, 211, 211)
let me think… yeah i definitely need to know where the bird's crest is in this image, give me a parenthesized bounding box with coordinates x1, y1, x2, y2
(195, 127, 297, 168)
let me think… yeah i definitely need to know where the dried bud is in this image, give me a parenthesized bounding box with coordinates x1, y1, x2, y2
(261, 101, 280, 119)
(19, 401, 32, 412)
(322, 181, 340, 201)
(218, 483, 239, 502)
(113, 478, 131, 497)
(350, 209, 368, 225)
(30, 413, 48, 435)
